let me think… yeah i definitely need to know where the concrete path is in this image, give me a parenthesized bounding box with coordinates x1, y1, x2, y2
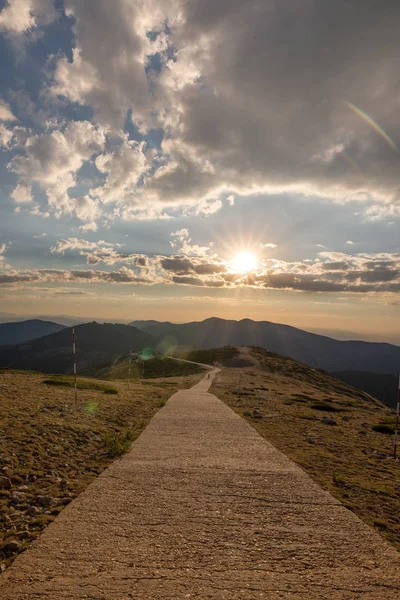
(1, 371, 399, 599)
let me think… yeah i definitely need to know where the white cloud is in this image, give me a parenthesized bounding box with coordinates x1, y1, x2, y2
(0, 99, 16, 121)
(264, 243, 277, 249)
(170, 229, 214, 257)
(0, 0, 56, 34)
(0, 124, 14, 148)
(93, 139, 148, 205)
(11, 183, 32, 203)
(79, 221, 98, 233)
(346, 240, 355, 245)
(10, 121, 106, 218)
(51, 0, 175, 128)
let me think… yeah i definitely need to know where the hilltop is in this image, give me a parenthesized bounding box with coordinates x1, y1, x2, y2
(131, 317, 400, 374)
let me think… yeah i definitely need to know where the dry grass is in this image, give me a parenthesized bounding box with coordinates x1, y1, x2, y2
(0, 369, 202, 569)
(211, 347, 400, 550)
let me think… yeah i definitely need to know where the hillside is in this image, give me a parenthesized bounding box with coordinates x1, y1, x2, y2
(0, 368, 202, 568)
(332, 371, 399, 409)
(0, 319, 65, 346)
(131, 317, 400, 374)
(209, 346, 399, 549)
(0, 323, 156, 375)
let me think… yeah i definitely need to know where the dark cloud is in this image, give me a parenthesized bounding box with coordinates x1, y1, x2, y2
(172, 276, 205, 286)
(321, 261, 350, 271)
(160, 257, 195, 274)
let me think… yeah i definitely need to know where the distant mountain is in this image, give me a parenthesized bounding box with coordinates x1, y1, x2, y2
(0, 319, 66, 346)
(130, 317, 400, 374)
(0, 322, 156, 375)
(332, 371, 398, 409)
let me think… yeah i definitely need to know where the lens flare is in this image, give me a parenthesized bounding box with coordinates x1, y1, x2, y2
(345, 101, 398, 153)
(341, 151, 363, 175)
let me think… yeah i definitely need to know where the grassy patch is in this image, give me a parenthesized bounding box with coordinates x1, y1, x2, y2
(43, 376, 118, 395)
(106, 356, 203, 380)
(103, 430, 137, 457)
(372, 423, 395, 434)
(178, 346, 238, 365)
(310, 401, 340, 412)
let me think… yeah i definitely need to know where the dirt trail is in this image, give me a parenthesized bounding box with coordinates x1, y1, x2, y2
(0, 370, 399, 599)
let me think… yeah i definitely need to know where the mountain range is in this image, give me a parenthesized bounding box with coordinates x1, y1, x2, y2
(0, 317, 398, 407)
(130, 317, 400, 375)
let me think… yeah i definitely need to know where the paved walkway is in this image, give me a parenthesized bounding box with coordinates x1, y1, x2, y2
(1, 371, 399, 599)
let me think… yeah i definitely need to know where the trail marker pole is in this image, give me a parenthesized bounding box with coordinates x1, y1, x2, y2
(72, 328, 77, 405)
(128, 351, 132, 391)
(394, 374, 400, 460)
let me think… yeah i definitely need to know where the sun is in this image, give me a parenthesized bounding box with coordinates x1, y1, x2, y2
(230, 251, 258, 273)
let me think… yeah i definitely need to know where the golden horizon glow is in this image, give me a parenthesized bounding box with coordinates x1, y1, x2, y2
(230, 251, 258, 274)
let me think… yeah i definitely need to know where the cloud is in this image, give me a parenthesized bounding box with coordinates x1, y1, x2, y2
(0, 124, 14, 148)
(0, 99, 17, 121)
(4, 241, 399, 295)
(170, 228, 214, 257)
(0, 244, 7, 266)
(50, 1, 400, 211)
(51, 0, 173, 128)
(0, 0, 57, 34)
(3, 1, 400, 221)
(9, 121, 106, 217)
(79, 221, 98, 233)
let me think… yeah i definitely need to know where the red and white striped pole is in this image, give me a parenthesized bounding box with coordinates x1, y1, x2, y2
(72, 328, 77, 405)
(128, 350, 132, 391)
(394, 374, 400, 460)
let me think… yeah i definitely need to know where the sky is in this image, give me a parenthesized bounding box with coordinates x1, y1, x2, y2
(0, 0, 399, 343)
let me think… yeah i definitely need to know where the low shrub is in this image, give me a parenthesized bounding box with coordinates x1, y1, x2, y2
(310, 401, 340, 412)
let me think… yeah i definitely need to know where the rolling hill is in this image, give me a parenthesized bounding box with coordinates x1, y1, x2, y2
(0, 319, 65, 346)
(0, 322, 156, 375)
(130, 317, 400, 374)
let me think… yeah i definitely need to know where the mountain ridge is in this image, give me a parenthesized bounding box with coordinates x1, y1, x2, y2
(130, 317, 400, 374)
(0, 319, 66, 346)
(0, 322, 156, 375)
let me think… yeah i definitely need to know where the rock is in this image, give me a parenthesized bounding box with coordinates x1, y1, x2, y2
(321, 417, 337, 426)
(11, 492, 26, 505)
(17, 531, 30, 540)
(0, 476, 11, 490)
(27, 506, 41, 516)
(2, 540, 21, 555)
(18, 485, 29, 492)
(342, 416, 351, 422)
(35, 495, 56, 507)
(252, 409, 262, 419)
